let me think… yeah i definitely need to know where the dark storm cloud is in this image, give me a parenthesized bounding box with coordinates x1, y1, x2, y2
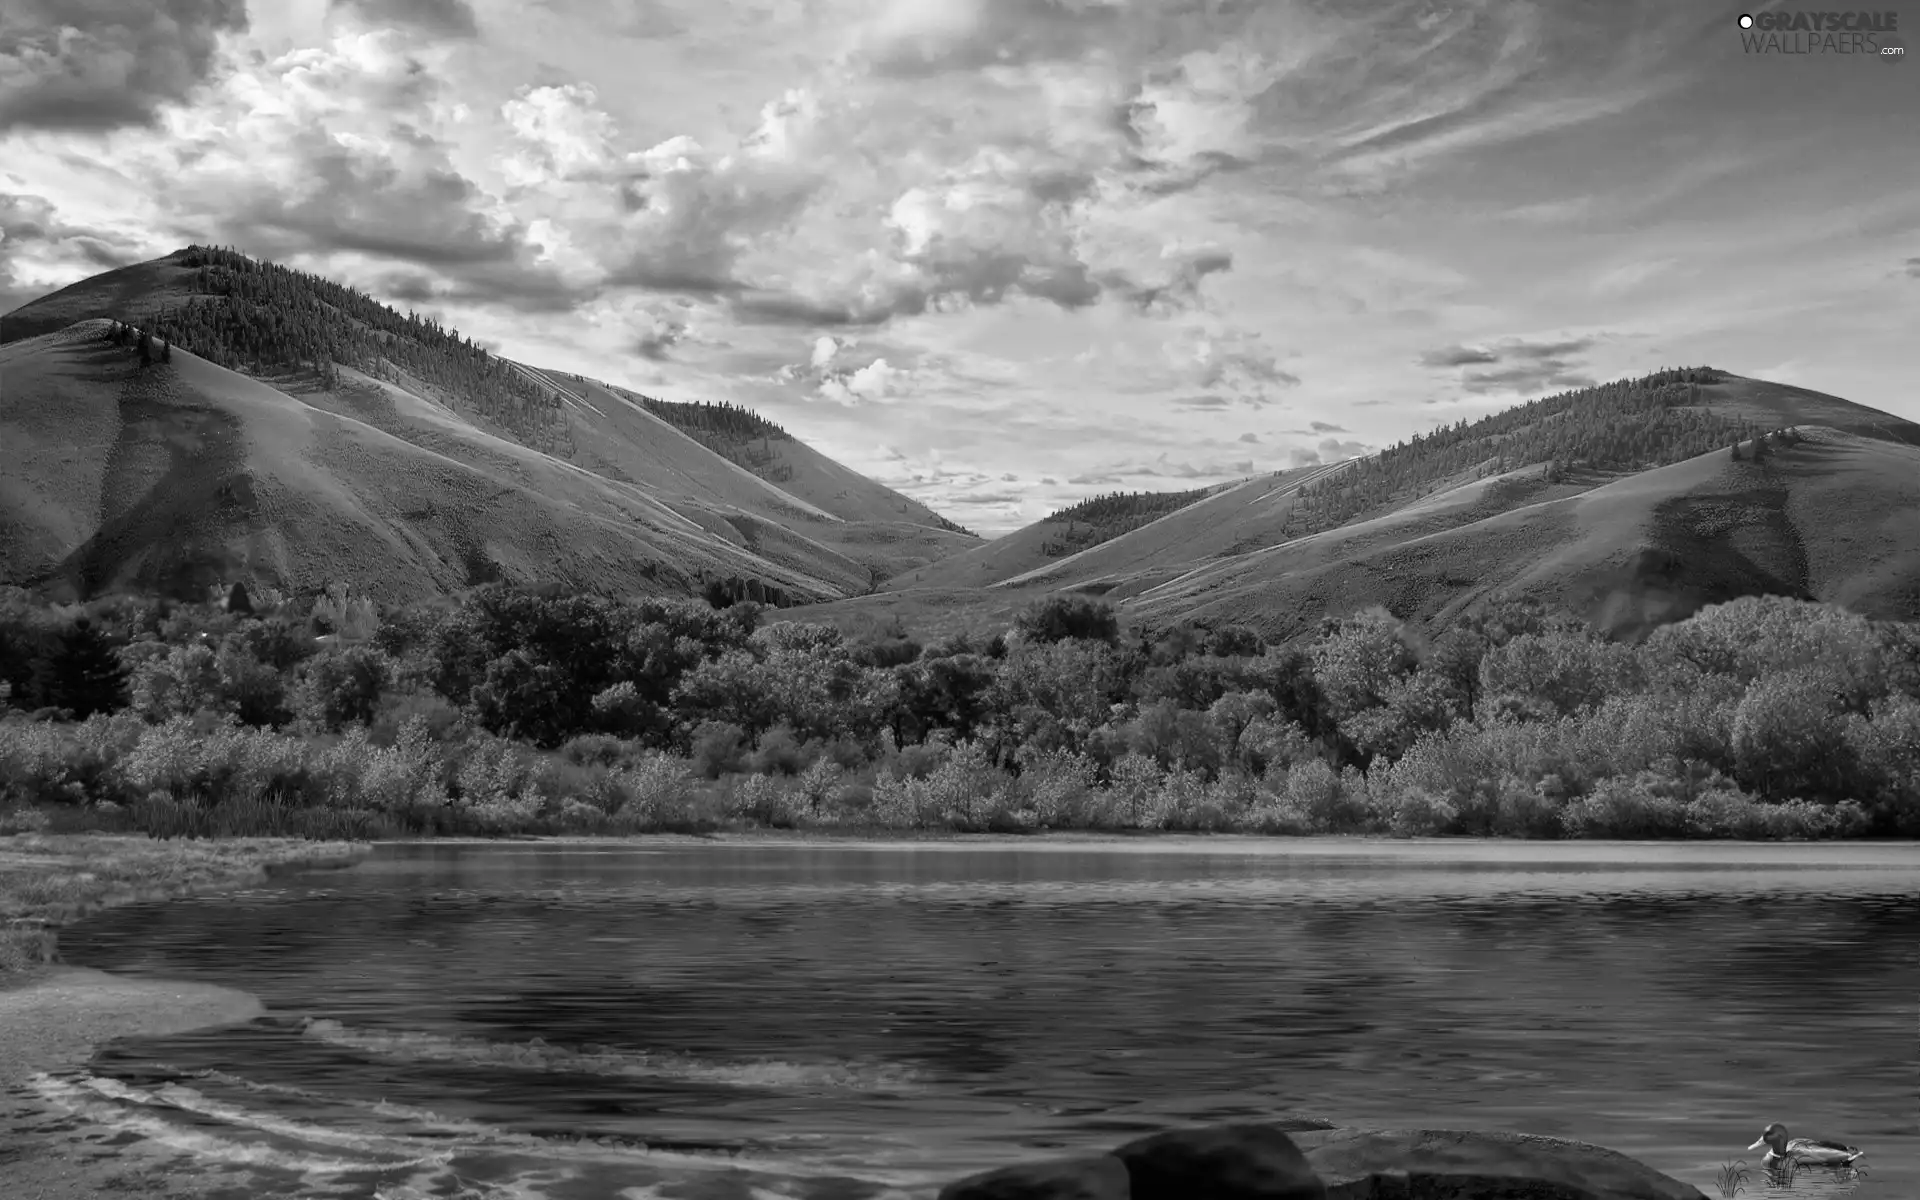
(0, 0, 248, 133)
(225, 131, 522, 268)
(330, 0, 480, 38)
(201, 126, 593, 314)
(0, 191, 148, 313)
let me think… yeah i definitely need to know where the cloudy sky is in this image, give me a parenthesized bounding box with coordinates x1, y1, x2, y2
(3, 0, 1916, 533)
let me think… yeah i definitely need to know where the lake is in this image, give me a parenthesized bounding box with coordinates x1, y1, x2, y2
(13, 838, 1918, 1199)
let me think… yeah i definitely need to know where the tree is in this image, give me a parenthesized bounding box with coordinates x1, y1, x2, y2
(1477, 630, 1643, 720)
(296, 645, 393, 733)
(1729, 669, 1848, 801)
(137, 328, 153, 368)
(45, 617, 128, 719)
(161, 338, 173, 364)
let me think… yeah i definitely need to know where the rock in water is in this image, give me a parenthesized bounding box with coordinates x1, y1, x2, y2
(1114, 1123, 1327, 1200)
(1296, 1127, 1710, 1200)
(937, 1123, 1712, 1200)
(938, 1153, 1131, 1200)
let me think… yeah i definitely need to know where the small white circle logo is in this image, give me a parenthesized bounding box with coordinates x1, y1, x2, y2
(1738, 13, 1754, 27)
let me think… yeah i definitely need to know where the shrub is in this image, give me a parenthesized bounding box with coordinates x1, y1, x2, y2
(1015, 745, 1099, 828)
(688, 721, 748, 779)
(731, 772, 803, 827)
(1102, 751, 1166, 829)
(124, 642, 224, 721)
(1559, 773, 1695, 839)
(609, 753, 699, 830)
(1279, 758, 1373, 833)
(1729, 669, 1850, 801)
(368, 689, 468, 747)
(215, 642, 293, 727)
(1013, 596, 1120, 646)
(1844, 695, 1920, 833)
(748, 724, 813, 776)
(1367, 785, 1458, 837)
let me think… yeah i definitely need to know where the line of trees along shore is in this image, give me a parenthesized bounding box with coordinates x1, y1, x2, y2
(0, 585, 1915, 841)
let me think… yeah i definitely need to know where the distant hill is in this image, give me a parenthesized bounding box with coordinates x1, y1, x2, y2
(0, 248, 979, 603)
(1130, 425, 1920, 642)
(796, 368, 1920, 641)
(885, 483, 1234, 593)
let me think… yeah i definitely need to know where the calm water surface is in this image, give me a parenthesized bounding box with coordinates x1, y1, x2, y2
(12, 838, 1918, 1199)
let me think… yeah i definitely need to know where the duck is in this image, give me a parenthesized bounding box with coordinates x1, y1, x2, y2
(1747, 1123, 1864, 1167)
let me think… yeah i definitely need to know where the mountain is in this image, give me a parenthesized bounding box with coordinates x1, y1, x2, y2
(0, 247, 978, 604)
(882, 481, 1238, 593)
(1130, 426, 1920, 642)
(792, 369, 1920, 641)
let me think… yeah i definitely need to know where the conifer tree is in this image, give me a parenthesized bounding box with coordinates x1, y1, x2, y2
(44, 618, 127, 719)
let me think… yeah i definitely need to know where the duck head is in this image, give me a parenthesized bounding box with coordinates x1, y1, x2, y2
(1748, 1123, 1789, 1154)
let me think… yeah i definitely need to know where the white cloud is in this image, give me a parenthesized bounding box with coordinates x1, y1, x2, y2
(0, 0, 1912, 533)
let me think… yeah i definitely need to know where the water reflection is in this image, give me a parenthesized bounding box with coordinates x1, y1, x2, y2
(28, 840, 1919, 1199)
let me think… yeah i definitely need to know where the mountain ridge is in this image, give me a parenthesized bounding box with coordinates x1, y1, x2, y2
(793, 371, 1920, 641)
(7, 249, 1918, 643)
(0, 248, 980, 604)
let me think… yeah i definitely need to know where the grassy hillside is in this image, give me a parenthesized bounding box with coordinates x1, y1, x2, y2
(1131, 426, 1920, 642)
(877, 462, 1347, 604)
(0, 248, 980, 602)
(0, 323, 861, 604)
(516, 367, 977, 585)
(837, 367, 1920, 644)
(885, 484, 1229, 592)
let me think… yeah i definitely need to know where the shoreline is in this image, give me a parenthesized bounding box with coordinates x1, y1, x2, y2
(0, 965, 270, 1200)
(0, 835, 373, 1199)
(408, 828, 1920, 863)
